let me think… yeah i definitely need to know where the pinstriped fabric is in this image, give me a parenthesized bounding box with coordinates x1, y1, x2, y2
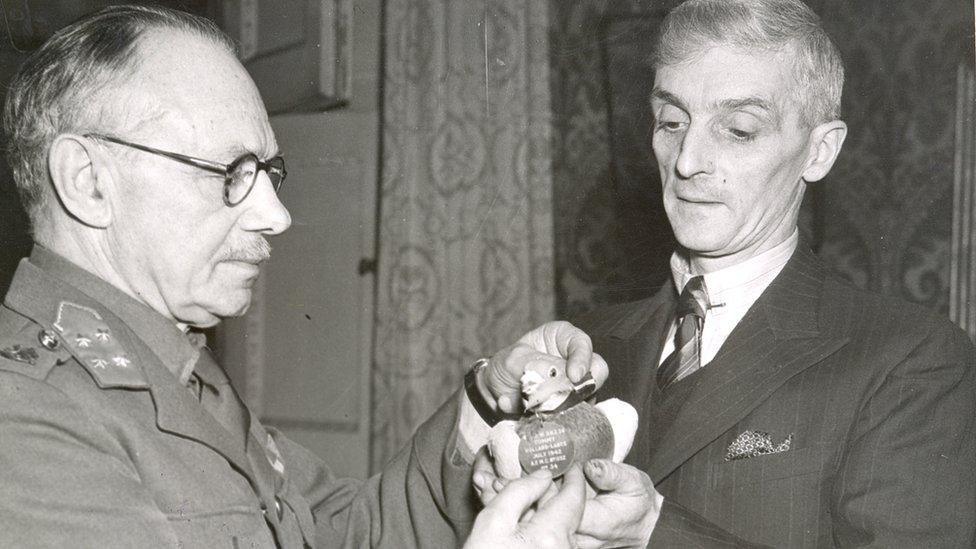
(581, 243, 976, 547)
(657, 276, 707, 389)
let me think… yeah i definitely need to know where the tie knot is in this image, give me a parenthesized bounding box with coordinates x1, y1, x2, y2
(677, 276, 707, 319)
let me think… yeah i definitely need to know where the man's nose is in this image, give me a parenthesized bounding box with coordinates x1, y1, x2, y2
(674, 125, 715, 179)
(239, 172, 292, 235)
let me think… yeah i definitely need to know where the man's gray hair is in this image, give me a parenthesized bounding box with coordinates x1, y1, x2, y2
(3, 5, 235, 231)
(654, 0, 844, 127)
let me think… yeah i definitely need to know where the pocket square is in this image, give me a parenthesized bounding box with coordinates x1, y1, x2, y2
(725, 430, 793, 461)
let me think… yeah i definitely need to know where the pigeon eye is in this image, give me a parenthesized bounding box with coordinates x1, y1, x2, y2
(549, 368, 557, 378)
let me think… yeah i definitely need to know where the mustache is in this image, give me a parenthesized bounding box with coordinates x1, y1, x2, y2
(217, 238, 272, 263)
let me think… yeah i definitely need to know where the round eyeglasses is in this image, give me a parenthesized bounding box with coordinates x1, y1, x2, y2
(85, 133, 287, 207)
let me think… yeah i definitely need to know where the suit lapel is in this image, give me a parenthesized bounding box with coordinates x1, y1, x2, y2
(646, 244, 850, 482)
(597, 286, 676, 411)
(593, 286, 676, 466)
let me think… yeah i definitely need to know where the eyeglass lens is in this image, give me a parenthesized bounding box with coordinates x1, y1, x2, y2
(224, 155, 286, 205)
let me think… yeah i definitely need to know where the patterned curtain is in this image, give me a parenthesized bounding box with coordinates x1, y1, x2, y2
(372, 0, 554, 471)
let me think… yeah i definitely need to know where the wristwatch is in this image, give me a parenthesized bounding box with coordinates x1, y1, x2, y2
(464, 358, 520, 426)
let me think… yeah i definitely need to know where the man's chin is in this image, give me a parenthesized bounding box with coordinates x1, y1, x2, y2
(180, 289, 253, 326)
(673, 230, 732, 257)
(216, 290, 253, 318)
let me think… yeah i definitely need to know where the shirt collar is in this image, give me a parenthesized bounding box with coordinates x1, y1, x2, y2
(670, 230, 798, 308)
(30, 246, 200, 384)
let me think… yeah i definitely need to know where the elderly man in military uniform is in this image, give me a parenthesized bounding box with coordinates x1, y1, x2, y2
(0, 6, 606, 548)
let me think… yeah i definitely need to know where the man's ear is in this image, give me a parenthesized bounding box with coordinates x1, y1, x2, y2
(801, 120, 847, 183)
(48, 134, 114, 228)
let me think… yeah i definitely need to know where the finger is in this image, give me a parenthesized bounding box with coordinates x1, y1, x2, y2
(478, 479, 500, 505)
(473, 470, 488, 497)
(536, 475, 561, 507)
(492, 477, 512, 494)
(534, 466, 586, 530)
(554, 324, 593, 383)
(583, 459, 645, 494)
(496, 393, 519, 414)
(483, 469, 554, 524)
(474, 470, 503, 504)
(588, 352, 609, 390)
(485, 346, 534, 414)
(472, 447, 496, 481)
(472, 447, 500, 504)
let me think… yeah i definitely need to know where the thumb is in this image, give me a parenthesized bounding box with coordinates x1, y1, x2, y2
(583, 459, 643, 494)
(484, 469, 554, 522)
(539, 465, 585, 528)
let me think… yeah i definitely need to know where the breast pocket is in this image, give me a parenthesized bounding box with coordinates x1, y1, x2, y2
(711, 443, 827, 488)
(705, 444, 832, 547)
(166, 507, 275, 549)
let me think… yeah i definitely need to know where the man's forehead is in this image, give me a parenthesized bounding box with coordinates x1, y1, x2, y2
(651, 45, 796, 117)
(121, 29, 276, 157)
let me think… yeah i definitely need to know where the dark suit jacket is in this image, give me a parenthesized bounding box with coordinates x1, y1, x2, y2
(579, 244, 976, 548)
(0, 250, 476, 548)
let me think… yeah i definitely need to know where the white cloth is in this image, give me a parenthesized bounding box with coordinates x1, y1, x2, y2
(458, 393, 493, 462)
(660, 231, 798, 367)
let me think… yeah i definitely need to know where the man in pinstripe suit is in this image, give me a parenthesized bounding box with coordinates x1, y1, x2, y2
(561, 0, 976, 547)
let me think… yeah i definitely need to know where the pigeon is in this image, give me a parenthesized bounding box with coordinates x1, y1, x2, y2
(487, 360, 638, 479)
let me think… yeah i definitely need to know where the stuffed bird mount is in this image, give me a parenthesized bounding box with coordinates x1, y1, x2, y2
(488, 360, 638, 479)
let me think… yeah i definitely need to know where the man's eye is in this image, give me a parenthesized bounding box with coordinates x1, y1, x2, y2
(653, 104, 688, 133)
(727, 128, 757, 141)
(655, 119, 685, 132)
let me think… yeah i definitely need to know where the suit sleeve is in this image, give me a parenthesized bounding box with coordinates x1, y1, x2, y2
(277, 389, 478, 548)
(0, 371, 179, 548)
(828, 317, 976, 547)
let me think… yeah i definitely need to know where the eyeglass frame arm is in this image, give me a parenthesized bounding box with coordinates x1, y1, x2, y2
(85, 133, 229, 175)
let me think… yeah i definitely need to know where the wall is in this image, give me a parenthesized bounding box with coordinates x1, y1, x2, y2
(221, 0, 382, 479)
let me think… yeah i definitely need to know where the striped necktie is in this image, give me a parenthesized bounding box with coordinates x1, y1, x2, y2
(657, 275, 707, 389)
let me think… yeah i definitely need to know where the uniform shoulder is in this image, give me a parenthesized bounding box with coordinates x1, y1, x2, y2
(0, 307, 70, 381)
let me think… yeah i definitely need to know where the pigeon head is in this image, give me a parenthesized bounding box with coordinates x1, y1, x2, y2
(520, 360, 574, 412)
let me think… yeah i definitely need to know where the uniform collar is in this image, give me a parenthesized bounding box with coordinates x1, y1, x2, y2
(28, 246, 199, 384)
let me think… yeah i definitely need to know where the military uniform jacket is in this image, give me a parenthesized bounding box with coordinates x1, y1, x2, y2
(579, 243, 976, 548)
(0, 248, 476, 548)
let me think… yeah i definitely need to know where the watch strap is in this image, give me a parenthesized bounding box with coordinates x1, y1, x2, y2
(464, 358, 521, 426)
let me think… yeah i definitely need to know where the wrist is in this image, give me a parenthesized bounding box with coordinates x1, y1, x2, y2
(473, 360, 494, 404)
(464, 358, 519, 426)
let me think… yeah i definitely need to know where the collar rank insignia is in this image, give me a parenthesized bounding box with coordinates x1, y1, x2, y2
(53, 301, 148, 389)
(0, 344, 39, 365)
